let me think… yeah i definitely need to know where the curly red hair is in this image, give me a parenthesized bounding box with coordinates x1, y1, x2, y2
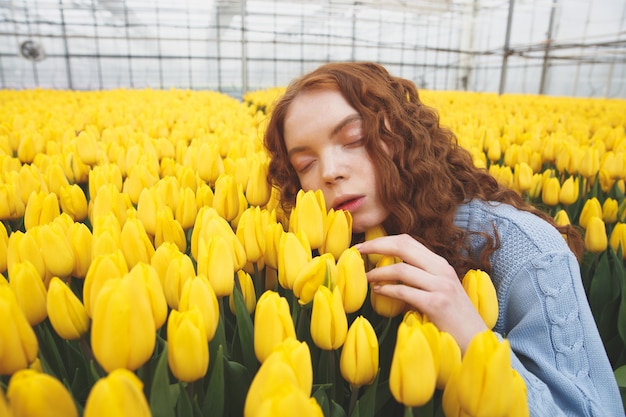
(264, 62, 583, 276)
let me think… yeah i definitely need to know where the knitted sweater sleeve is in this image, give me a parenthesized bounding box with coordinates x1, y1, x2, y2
(500, 252, 623, 417)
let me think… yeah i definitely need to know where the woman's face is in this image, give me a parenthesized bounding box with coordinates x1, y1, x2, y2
(283, 88, 389, 233)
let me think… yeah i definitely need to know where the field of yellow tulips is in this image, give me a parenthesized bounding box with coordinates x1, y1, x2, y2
(0, 86, 625, 416)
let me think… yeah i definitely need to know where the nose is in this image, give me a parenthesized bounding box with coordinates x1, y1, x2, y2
(320, 150, 347, 185)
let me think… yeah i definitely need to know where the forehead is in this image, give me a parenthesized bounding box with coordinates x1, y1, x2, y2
(283, 89, 358, 146)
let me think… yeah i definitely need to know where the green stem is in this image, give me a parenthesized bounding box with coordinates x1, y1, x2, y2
(404, 406, 415, 417)
(348, 384, 360, 417)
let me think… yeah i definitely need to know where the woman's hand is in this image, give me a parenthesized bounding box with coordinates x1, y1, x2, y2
(354, 234, 489, 352)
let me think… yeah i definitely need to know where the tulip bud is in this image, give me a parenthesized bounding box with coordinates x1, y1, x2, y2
(175, 187, 198, 230)
(17, 164, 47, 205)
(579, 146, 600, 179)
(213, 173, 240, 221)
(510, 370, 530, 417)
(167, 307, 209, 382)
(83, 250, 129, 317)
(461, 269, 498, 329)
(91, 271, 156, 372)
(154, 207, 187, 253)
(320, 209, 352, 260)
(584, 216, 608, 253)
(176, 165, 200, 193)
(197, 235, 235, 298)
(136, 187, 161, 235)
(293, 253, 337, 305)
(196, 182, 214, 208)
(336, 247, 368, 313)
(44, 162, 70, 197)
(340, 316, 379, 387)
(486, 137, 501, 162)
(579, 197, 603, 229)
(236, 206, 266, 264)
(230, 270, 257, 315)
(437, 330, 461, 389)
(310, 285, 348, 350)
(7, 369, 78, 417)
(554, 209, 571, 227)
(84, 369, 151, 417)
(0, 385, 8, 417)
(163, 252, 196, 309)
(558, 176, 579, 206)
(37, 222, 75, 278)
(370, 255, 406, 318)
(0, 221, 8, 274)
(24, 191, 60, 230)
(59, 184, 88, 222)
(389, 320, 437, 407)
(514, 162, 533, 194)
(364, 225, 386, 266)
(179, 274, 220, 341)
(541, 177, 560, 207)
(76, 129, 99, 165)
(47, 277, 90, 340)
(120, 216, 156, 268)
(9, 261, 47, 325)
(127, 263, 168, 330)
(151, 241, 181, 287)
(196, 143, 224, 185)
(254, 291, 296, 363)
(0, 182, 26, 220)
(602, 197, 618, 224)
(528, 173, 543, 200)
(7, 230, 46, 279)
(0, 283, 38, 375)
(278, 231, 312, 290)
(88, 163, 123, 200)
(122, 164, 159, 205)
(610, 223, 626, 258)
(264, 222, 284, 270)
(455, 330, 515, 417)
(246, 157, 271, 207)
(290, 190, 326, 249)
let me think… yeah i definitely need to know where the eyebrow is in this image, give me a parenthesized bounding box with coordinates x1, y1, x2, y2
(287, 113, 362, 159)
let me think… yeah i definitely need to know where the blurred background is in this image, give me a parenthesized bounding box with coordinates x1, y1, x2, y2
(0, 0, 624, 98)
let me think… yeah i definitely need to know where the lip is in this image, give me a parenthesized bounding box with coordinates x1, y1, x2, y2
(332, 195, 365, 212)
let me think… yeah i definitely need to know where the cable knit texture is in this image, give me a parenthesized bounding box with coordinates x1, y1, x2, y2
(455, 199, 624, 417)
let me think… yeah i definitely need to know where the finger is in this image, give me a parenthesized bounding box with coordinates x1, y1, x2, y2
(366, 262, 440, 292)
(355, 234, 451, 276)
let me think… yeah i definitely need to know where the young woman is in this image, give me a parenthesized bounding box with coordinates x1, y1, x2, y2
(263, 62, 623, 416)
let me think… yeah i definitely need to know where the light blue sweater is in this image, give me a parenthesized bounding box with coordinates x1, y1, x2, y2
(454, 199, 624, 417)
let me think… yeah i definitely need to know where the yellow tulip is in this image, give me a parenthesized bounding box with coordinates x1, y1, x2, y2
(6, 230, 46, 280)
(196, 182, 215, 208)
(46, 277, 90, 340)
(437, 330, 461, 390)
(91, 212, 122, 258)
(264, 221, 284, 270)
(610, 223, 626, 258)
(558, 176, 579, 206)
(83, 369, 151, 417)
(278, 231, 312, 290)
(230, 270, 257, 315)
(122, 164, 159, 205)
(155, 207, 187, 253)
(88, 163, 123, 199)
(320, 209, 352, 260)
(244, 339, 320, 417)
(246, 157, 271, 207)
(0, 385, 9, 417)
(584, 216, 608, 253)
(163, 252, 196, 309)
(37, 222, 75, 278)
(0, 221, 8, 274)
(89, 183, 128, 226)
(486, 137, 501, 162)
(528, 173, 543, 200)
(510, 370, 530, 417)
(254, 291, 296, 363)
(290, 189, 326, 250)
(196, 142, 224, 185)
(197, 235, 235, 297)
(91, 271, 156, 372)
(310, 285, 348, 350)
(579, 146, 600, 179)
(176, 165, 200, 193)
(514, 162, 533, 194)
(59, 184, 88, 222)
(461, 269, 499, 329)
(127, 262, 168, 330)
(340, 316, 379, 387)
(579, 197, 603, 229)
(151, 241, 181, 287)
(0, 182, 26, 220)
(120, 216, 155, 268)
(63, 149, 90, 184)
(24, 191, 60, 230)
(389, 320, 436, 407)
(167, 307, 209, 382)
(76, 129, 99, 165)
(83, 250, 129, 317)
(17, 164, 47, 205)
(541, 177, 560, 207)
(602, 197, 618, 224)
(364, 224, 386, 266)
(7, 369, 78, 417)
(136, 187, 161, 235)
(335, 247, 368, 314)
(191, 207, 247, 270)
(455, 330, 515, 417)
(0, 283, 38, 375)
(175, 186, 198, 230)
(213, 173, 240, 221)
(370, 255, 406, 318)
(236, 206, 266, 264)
(293, 253, 336, 305)
(554, 209, 571, 227)
(9, 261, 47, 325)
(179, 274, 220, 341)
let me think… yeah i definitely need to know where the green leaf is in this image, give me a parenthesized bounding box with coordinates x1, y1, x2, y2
(589, 251, 618, 325)
(358, 374, 379, 417)
(615, 365, 626, 388)
(202, 344, 225, 417)
(224, 359, 252, 417)
(232, 284, 258, 375)
(176, 383, 194, 417)
(149, 345, 177, 417)
(330, 399, 348, 417)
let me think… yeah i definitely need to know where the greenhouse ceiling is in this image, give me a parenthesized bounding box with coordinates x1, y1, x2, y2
(0, 0, 624, 98)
